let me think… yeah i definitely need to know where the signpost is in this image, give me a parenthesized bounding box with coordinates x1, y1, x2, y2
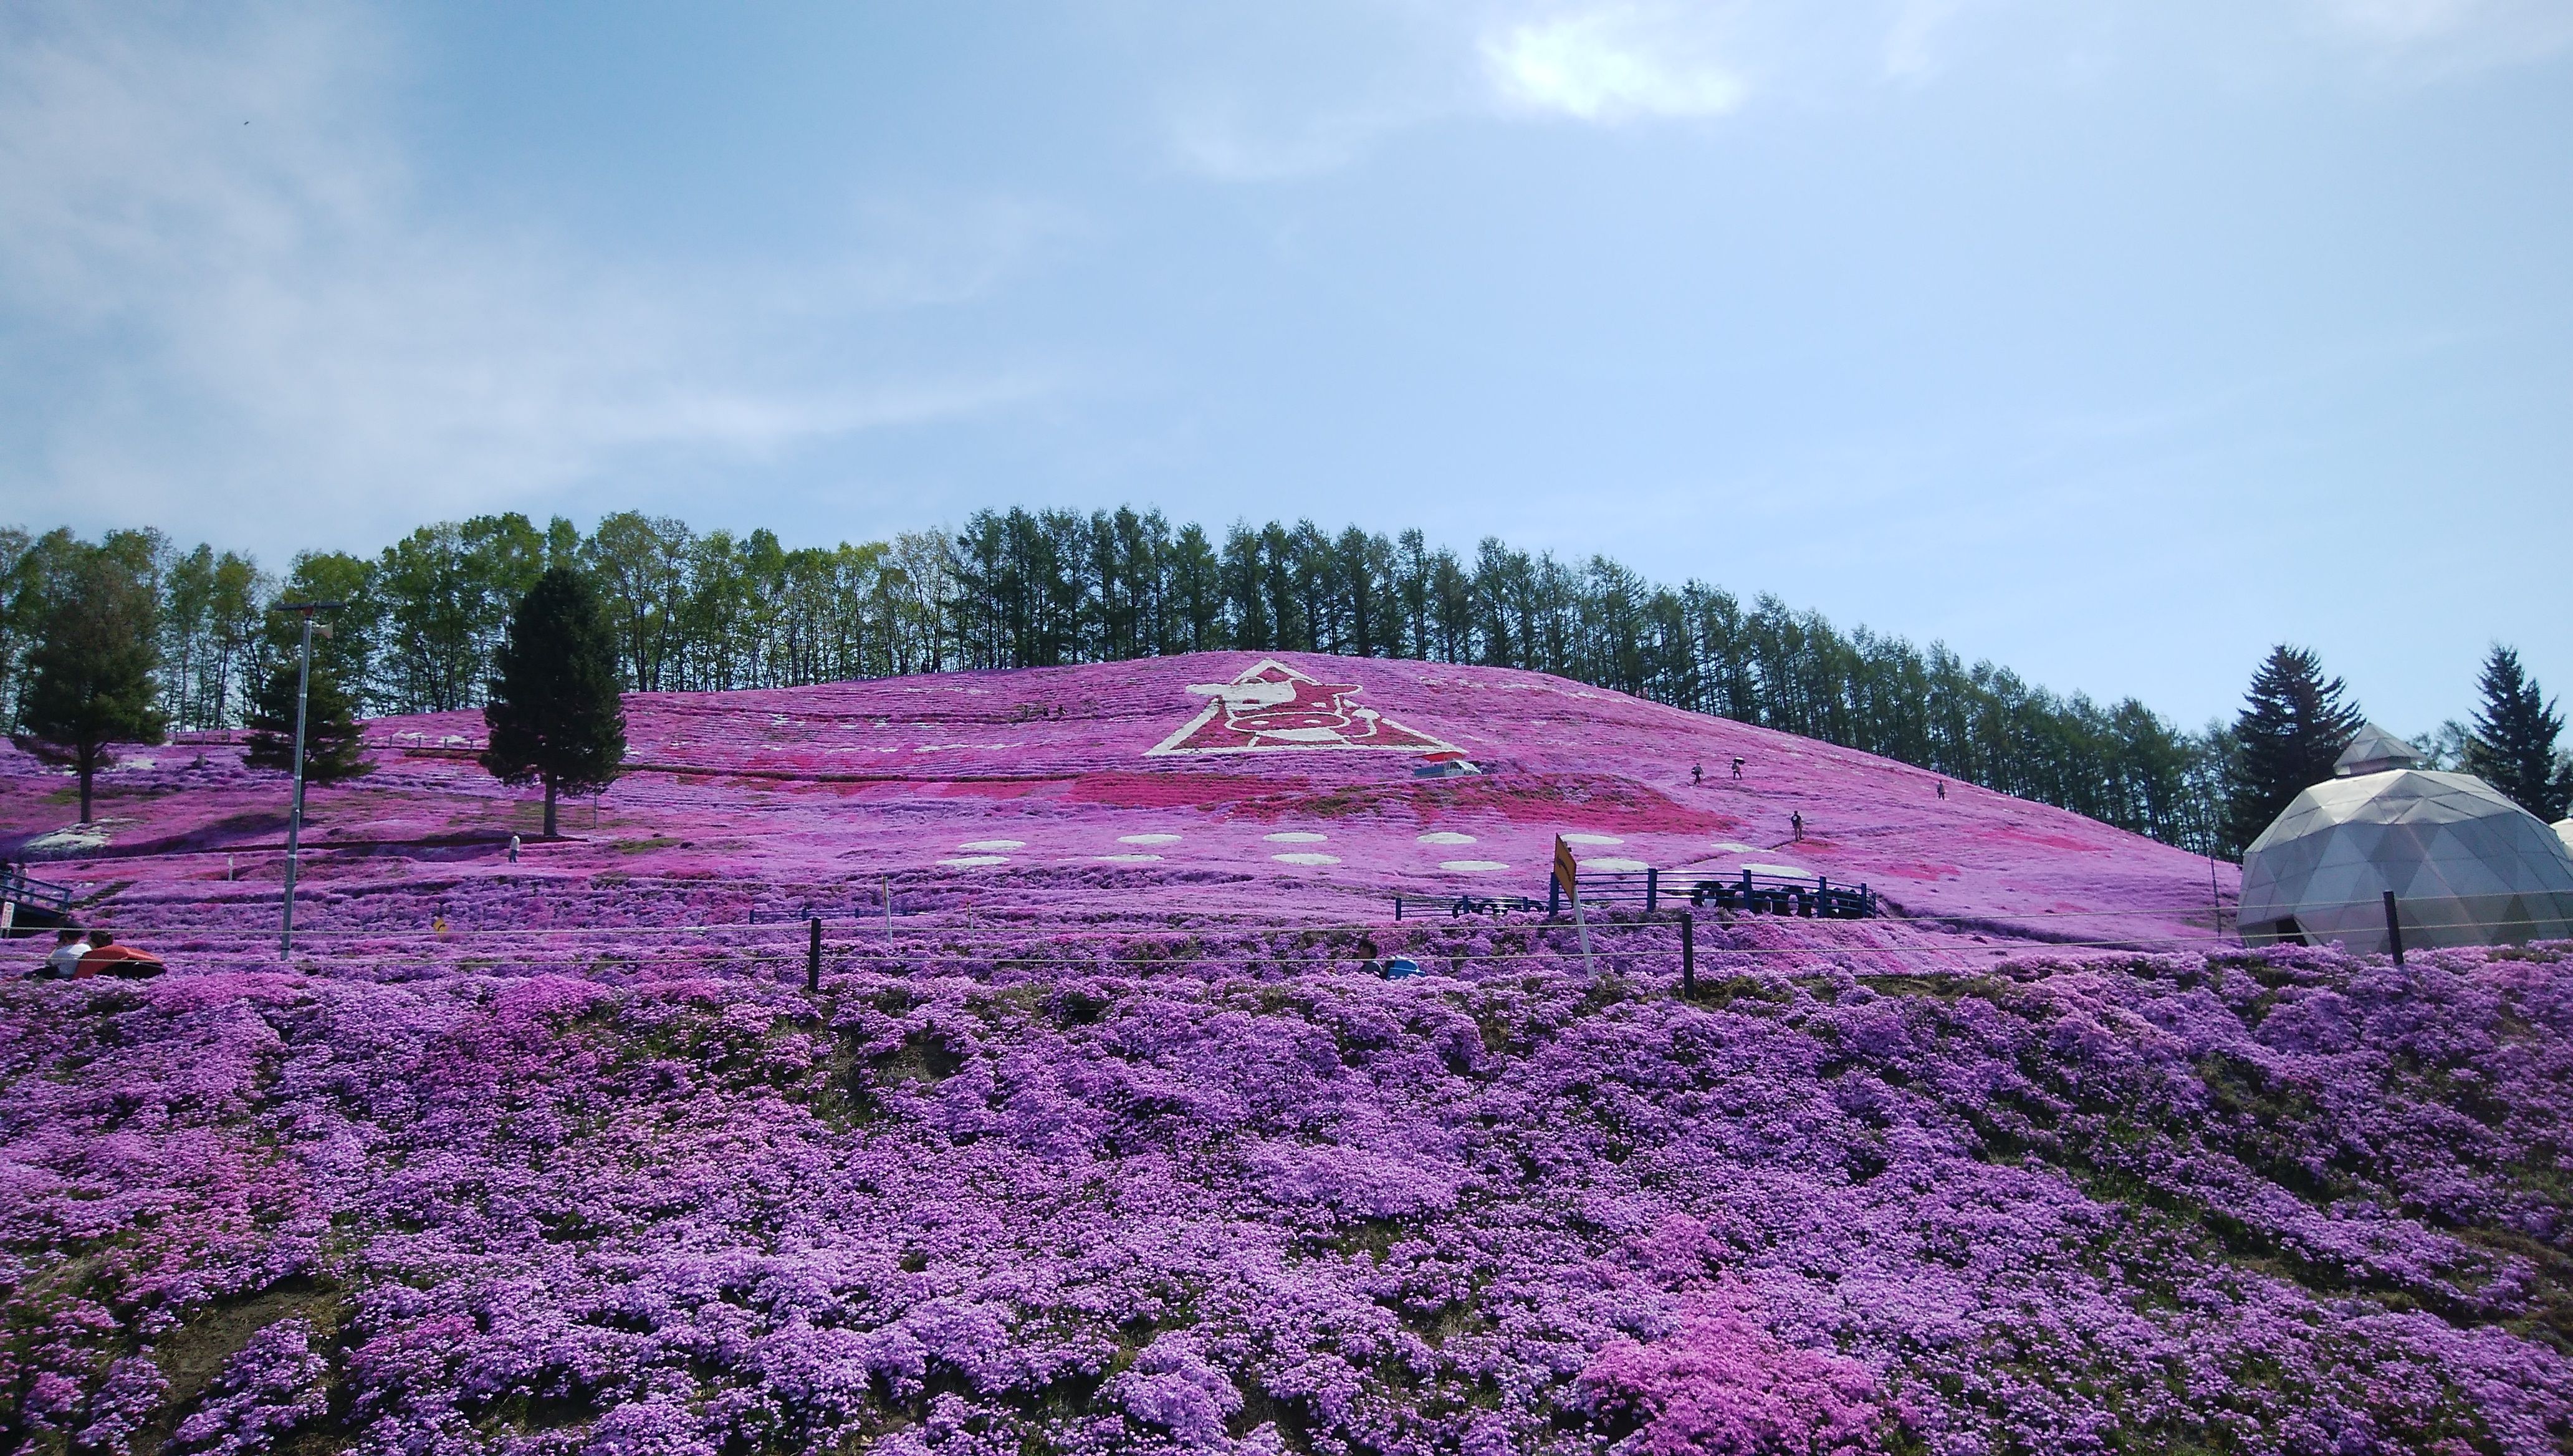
(1553, 835, 1596, 977)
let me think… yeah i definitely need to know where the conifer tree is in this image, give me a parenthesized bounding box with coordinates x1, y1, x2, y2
(481, 566, 626, 838)
(244, 656, 371, 782)
(2465, 645, 2571, 820)
(12, 546, 168, 823)
(2225, 645, 2362, 855)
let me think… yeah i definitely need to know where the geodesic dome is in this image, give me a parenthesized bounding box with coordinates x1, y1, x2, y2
(2240, 767, 2573, 954)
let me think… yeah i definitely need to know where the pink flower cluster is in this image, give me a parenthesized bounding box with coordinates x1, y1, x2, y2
(1580, 1293, 1880, 1455)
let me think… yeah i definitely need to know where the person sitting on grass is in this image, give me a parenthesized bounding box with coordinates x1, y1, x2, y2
(33, 928, 87, 980)
(75, 930, 166, 980)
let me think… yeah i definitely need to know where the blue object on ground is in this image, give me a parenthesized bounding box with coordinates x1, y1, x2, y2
(1383, 957, 1422, 979)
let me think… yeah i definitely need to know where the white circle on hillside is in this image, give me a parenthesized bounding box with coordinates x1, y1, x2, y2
(1264, 831, 1328, 843)
(1581, 858, 1649, 872)
(1562, 833, 1624, 845)
(1440, 860, 1509, 872)
(1710, 842, 1758, 853)
(960, 840, 1025, 851)
(1272, 852, 1340, 865)
(938, 855, 1009, 868)
(1096, 853, 1162, 863)
(1119, 833, 1181, 845)
(1742, 863, 1810, 877)
(1417, 831, 1478, 845)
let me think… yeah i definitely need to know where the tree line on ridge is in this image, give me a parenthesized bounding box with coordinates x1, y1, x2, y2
(4, 509, 2564, 858)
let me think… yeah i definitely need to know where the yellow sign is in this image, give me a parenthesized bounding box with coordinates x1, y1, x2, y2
(1553, 836, 1578, 900)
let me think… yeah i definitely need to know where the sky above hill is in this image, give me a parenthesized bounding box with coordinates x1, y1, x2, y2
(1, 1, 2566, 732)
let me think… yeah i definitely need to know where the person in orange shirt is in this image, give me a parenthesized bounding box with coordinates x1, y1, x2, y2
(75, 930, 165, 979)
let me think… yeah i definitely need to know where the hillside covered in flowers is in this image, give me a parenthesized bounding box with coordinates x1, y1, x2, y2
(3, 654, 2566, 1454)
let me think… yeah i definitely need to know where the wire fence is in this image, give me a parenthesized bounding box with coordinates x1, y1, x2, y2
(19, 887, 2567, 942)
(14, 894, 2564, 993)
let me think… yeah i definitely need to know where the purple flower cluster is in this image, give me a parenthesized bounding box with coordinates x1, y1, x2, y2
(172, 1318, 330, 1452)
(4, 936, 2568, 1454)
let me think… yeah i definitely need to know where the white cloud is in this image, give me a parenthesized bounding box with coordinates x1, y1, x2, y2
(0, 2, 1055, 555)
(1464, 0, 2573, 132)
(2321, 0, 2485, 42)
(1159, 0, 2572, 177)
(1166, 93, 1427, 180)
(1482, 5, 1748, 120)
(1881, 0, 1980, 81)
(2303, 0, 2573, 68)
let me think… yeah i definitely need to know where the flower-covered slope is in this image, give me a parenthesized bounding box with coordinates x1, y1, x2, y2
(17, 656, 2554, 1455)
(2, 653, 2233, 954)
(4, 943, 2569, 1454)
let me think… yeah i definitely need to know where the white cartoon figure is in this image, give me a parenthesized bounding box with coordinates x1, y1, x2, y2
(1147, 659, 1459, 755)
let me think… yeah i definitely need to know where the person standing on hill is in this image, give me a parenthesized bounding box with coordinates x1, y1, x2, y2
(1791, 811, 1804, 841)
(1936, 779, 1947, 800)
(1731, 757, 1744, 780)
(482, 567, 628, 840)
(1692, 762, 1703, 785)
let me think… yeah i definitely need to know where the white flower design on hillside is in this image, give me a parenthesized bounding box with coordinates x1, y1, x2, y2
(1146, 659, 1459, 756)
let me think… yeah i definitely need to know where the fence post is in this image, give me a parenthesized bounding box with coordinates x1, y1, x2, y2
(1396, 896, 1404, 922)
(807, 916, 823, 991)
(2382, 891, 2404, 968)
(1645, 868, 1659, 916)
(1680, 911, 1695, 999)
(1548, 873, 1561, 918)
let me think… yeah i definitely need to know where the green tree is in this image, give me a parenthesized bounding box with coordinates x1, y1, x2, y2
(583, 511, 694, 692)
(264, 551, 383, 710)
(375, 515, 546, 712)
(0, 526, 36, 719)
(2465, 645, 2571, 820)
(2226, 646, 2364, 855)
(243, 654, 371, 782)
(481, 567, 627, 838)
(13, 544, 168, 823)
(160, 545, 270, 729)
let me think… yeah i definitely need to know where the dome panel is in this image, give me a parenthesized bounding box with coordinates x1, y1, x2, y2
(2336, 723, 2425, 776)
(2240, 766, 2573, 954)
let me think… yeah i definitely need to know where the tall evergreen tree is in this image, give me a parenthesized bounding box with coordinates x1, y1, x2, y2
(12, 545, 168, 823)
(481, 567, 626, 838)
(243, 656, 371, 783)
(2466, 644, 2571, 820)
(2226, 646, 2364, 854)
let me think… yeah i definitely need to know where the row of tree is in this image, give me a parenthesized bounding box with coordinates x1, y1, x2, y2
(6, 511, 2564, 855)
(2224, 643, 2573, 847)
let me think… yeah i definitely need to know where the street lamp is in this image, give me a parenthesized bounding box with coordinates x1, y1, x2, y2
(267, 600, 345, 957)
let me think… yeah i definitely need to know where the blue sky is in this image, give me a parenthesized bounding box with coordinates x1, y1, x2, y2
(1, 1, 2566, 732)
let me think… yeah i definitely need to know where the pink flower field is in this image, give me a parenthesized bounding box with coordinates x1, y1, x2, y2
(3, 653, 2567, 1454)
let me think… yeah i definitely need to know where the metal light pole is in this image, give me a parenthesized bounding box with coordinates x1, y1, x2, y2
(269, 600, 345, 958)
